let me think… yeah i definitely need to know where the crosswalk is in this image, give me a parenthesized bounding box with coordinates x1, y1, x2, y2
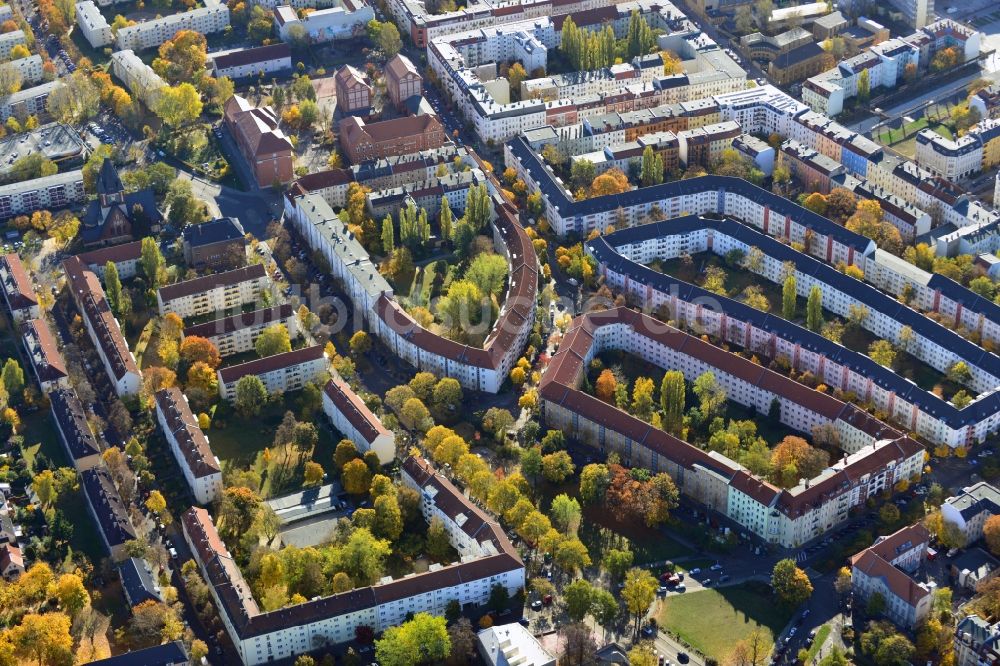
(795, 551, 809, 564)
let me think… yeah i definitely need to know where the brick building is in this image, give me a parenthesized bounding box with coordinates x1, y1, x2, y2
(339, 115, 447, 163)
(223, 95, 294, 188)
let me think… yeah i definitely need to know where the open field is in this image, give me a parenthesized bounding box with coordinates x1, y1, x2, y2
(657, 582, 793, 660)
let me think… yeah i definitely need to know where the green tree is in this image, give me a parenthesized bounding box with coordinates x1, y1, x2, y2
(439, 196, 453, 241)
(255, 324, 292, 358)
(1, 358, 23, 398)
(603, 548, 634, 580)
(563, 579, 594, 622)
(234, 375, 268, 416)
(381, 215, 394, 255)
(375, 613, 450, 666)
(104, 261, 123, 315)
(806, 285, 823, 332)
(140, 236, 165, 288)
(550, 493, 582, 534)
(640, 145, 663, 187)
(373, 494, 403, 541)
(579, 463, 610, 504)
(771, 559, 813, 607)
(782, 274, 797, 321)
(631, 377, 655, 422)
(660, 370, 684, 434)
(869, 340, 897, 369)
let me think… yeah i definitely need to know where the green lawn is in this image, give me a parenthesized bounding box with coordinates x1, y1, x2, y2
(807, 624, 832, 663)
(209, 394, 339, 497)
(657, 582, 793, 660)
(19, 409, 67, 471)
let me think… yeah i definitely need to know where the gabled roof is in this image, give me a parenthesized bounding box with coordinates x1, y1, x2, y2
(157, 263, 266, 303)
(0, 253, 36, 310)
(154, 388, 220, 479)
(22, 318, 67, 384)
(49, 389, 100, 462)
(97, 158, 123, 195)
(217, 344, 325, 385)
(323, 376, 389, 444)
(182, 217, 246, 248)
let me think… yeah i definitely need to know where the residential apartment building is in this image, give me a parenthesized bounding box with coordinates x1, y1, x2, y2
(322, 376, 394, 465)
(850, 524, 932, 629)
(111, 50, 166, 109)
(778, 138, 847, 194)
(49, 389, 101, 472)
(115, 0, 230, 51)
(63, 256, 141, 397)
(334, 65, 372, 114)
(182, 455, 523, 665)
(87, 643, 189, 666)
(7, 55, 43, 85)
(956, 614, 1000, 666)
(426, 4, 746, 143)
(81, 466, 136, 560)
(272, 0, 374, 43)
(581, 213, 1000, 448)
(0, 30, 26, 60)
(478, 624, 556, 666)
(223, 95, 294, 187)
(677, 120, 740, 167)
(154, 388, 222, 505)
(183, 304, 297, 357)
(915, 128, 983, 181)
(21, 318, 68, 391)
(0, 253, 38, 322)
(285, 187, 536, 393)
(182, 217, 247, 269)
(385, 54, 422, 109)
(75, 1, 112, 48)
(941, 482, 1000, 547)
(540, 306, 924, 547)
(804, 20, 980, 116)
(216, 344, 328, 401)
(339, 115, 448, 164)
(76, 241, 143, 280)
(156, 263, 270, 318)
(0, 170, 85, 220)
(0, 81, 58, 122)
(209, 43, 291, 80)
(889, 0, 933, 29)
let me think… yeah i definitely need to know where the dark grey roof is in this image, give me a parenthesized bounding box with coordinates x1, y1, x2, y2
(86, 642, 188, 666)
(505, 135, 874, 255)
(590, 215, 1000, 427)
(49, 388, 100, 463)
(80, 466, 135, 553)
(118, 557, 163, 606)
(182, 217, 246, 248)
(97, 159, 123, 195)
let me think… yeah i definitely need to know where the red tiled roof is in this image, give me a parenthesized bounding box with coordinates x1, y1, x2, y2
(323, 376, 388, 444)
(63, 256, 138, 381)
(22, 318, 67, 384)
(158, 263, 267, 303)
(76, 241, 143, 268)
(0, 253, 36, 310)
(155, 387, 220, 479)
(217, 344, 325, 385)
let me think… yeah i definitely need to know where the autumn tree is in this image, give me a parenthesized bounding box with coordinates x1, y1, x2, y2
(256, 324, 292, 358)
(622, 567, 658, 637)
(342, 458, 373, 495)
(179, 336, 222, 369)
(155, 83, 203, 128)
(846, 200, 902, 255)
(234, 375, 268, 416)
(375, 613, 450, 666)
(660, 370, 684, 434)
(772, 558, 813, 606)
(770, 436, 829, 488)
(152, 30, 208, 84)
(984, 515, 1000, 555)
(806, 285, 823, 332)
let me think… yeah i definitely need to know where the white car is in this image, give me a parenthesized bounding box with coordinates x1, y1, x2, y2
(710, 563, 723, 571)
(689, 567, 701, 575)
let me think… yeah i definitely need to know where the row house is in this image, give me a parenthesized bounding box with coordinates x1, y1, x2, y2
(540, 306, 923, 547)
(777, 139, 846, 194)
(0, 253, 38, 322)
(183, 304, 297, 358)
(63, 256, 140, 397)
(154, 388, 222, 504)
(181, 456, 523, 665)
(156, 263, 270, 318)
(216, 344, 328, 401)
